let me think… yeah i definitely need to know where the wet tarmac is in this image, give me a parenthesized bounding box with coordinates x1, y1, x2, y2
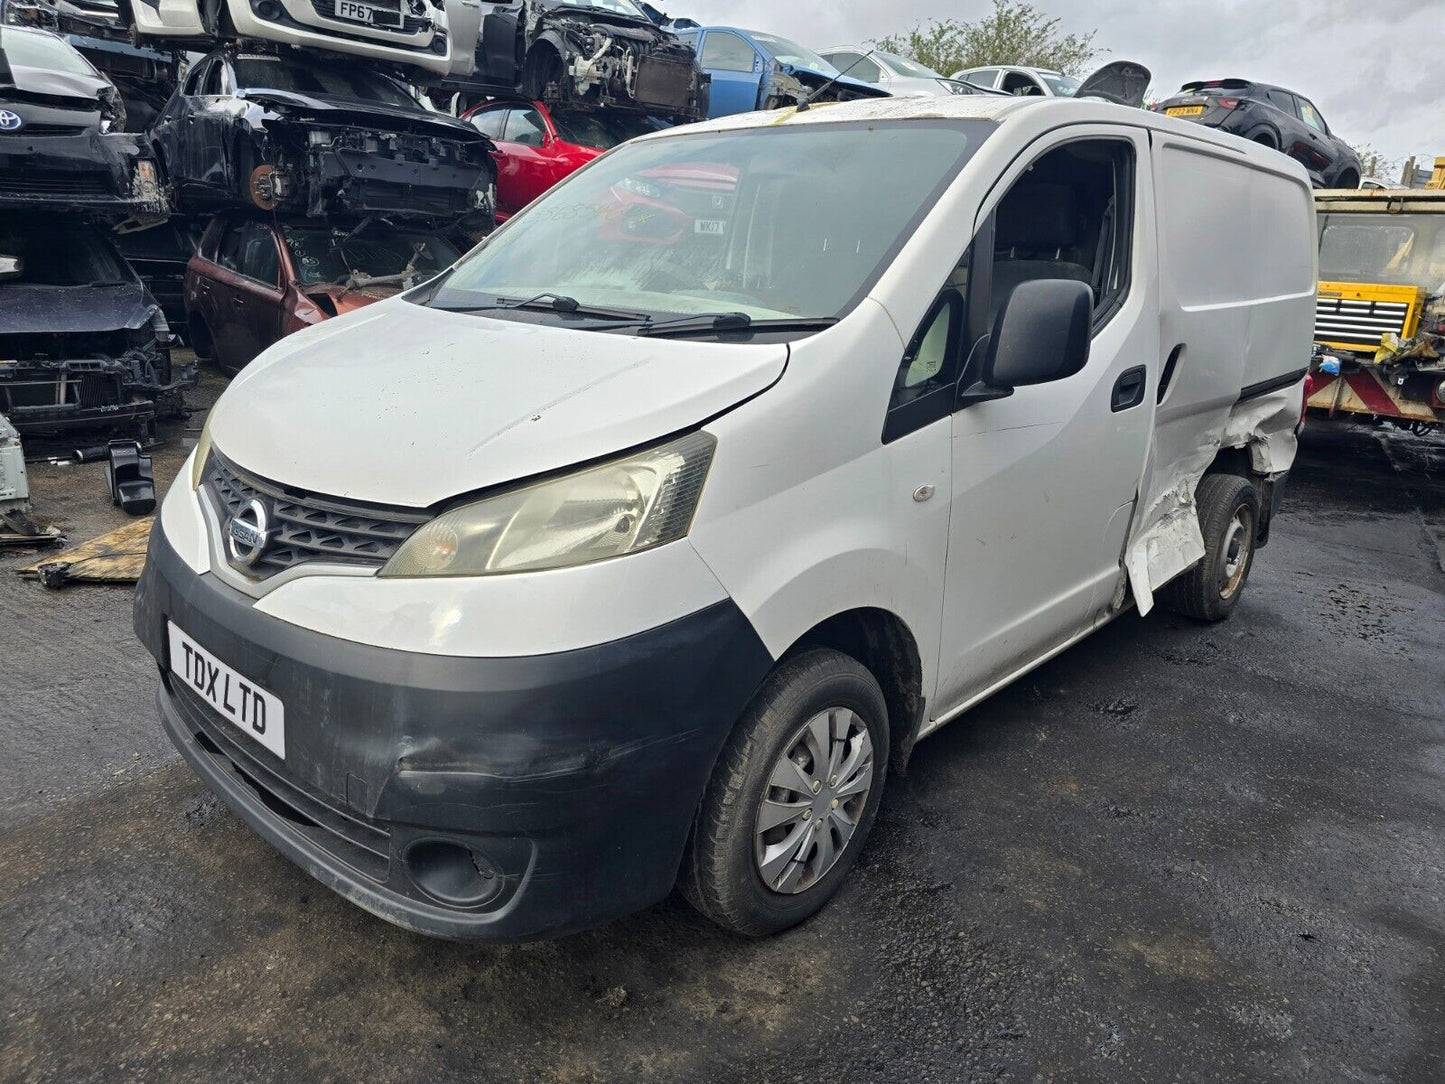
(2, 400, 1442, 1083)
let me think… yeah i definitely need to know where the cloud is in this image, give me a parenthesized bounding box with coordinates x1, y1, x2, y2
(674, 0, 1437, 176)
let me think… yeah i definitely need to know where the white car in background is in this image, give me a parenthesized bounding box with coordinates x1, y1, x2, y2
(817, 46, 976, 97)
(125, 0, 480, 77)
(952, 64, 1081, 97)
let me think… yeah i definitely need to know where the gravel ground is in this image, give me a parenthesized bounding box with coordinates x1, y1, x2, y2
(1, 387, 1442, 1083)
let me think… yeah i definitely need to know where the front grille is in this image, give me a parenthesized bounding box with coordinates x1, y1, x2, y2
(7, 123, 89, 136)
(1315, 297, 1412, 350)
(306, 0, 430, 33)
(204, 451, 429, 578)
(169, 678, 391, 884)
(0, 170, 113, 196)
(0, 369, 123, 412)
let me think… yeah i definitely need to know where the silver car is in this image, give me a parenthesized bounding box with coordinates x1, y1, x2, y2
(817, 46, 977, 97)
(952, 65, 1081, 97)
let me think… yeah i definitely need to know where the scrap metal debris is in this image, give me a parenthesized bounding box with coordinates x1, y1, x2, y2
(0, 412, 63, 546)
(17, 514, 152, 587)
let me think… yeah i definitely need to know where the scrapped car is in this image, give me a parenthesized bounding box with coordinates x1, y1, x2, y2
(0, 26, 166, 216)
(0, 214, 190, 441)
(137, 94, 1316, 943)
(1153, 79, 1361, 189)
(462, 97, 663, 219)
(453, 0, 706, 122)
(184, 212, 459, 374)
(952, 64, 1081, 97)
(116, 217, 203, 334)
(67, 34, 180, 132)
(125, 0, 481, 78)
(2, 0, 129, 40)
(818, 47, 975, 98)
(674, 26, 891, 118)
(151, 51, 496, 222)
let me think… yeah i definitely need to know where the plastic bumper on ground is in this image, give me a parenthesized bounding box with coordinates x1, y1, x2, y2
(135, 525, 773, 941)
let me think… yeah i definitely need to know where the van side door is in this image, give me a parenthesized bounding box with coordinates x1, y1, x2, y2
(932, 127, 1159, 716)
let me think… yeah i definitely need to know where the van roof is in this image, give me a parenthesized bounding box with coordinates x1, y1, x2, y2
(660, 95, 1290, 165)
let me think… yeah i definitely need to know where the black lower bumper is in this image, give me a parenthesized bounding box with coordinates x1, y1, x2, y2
(135, 524, 772, 941)
(0, 131, 167, 218)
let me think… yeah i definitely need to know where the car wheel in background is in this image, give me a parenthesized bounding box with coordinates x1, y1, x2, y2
(1162, 473, 1261, 623)
(682, 648, 889, 936)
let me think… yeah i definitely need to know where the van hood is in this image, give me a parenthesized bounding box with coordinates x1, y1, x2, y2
(210, 299, 788, 508)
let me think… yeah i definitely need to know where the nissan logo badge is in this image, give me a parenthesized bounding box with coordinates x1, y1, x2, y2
(226, 498, 271, 568)
(0, 111, 23, 133)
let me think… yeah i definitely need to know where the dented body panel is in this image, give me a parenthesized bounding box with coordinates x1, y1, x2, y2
(450, 0, 707, 121)
(1, 216, 193, 444)
(150, 51, 496, 222)
(0, 26, 168, 216)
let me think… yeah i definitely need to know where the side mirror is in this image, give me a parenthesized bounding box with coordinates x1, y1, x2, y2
(958, 278, 1093, 407)
(0, 255, 22, 282)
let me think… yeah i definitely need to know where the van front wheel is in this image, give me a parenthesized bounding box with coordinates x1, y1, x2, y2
(682, 648, 889, 936)
(1163, 473, 1261, 622)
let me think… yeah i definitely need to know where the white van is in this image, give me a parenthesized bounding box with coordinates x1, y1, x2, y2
(135, 95, 1316, 941)
(127, 0, 481, 78)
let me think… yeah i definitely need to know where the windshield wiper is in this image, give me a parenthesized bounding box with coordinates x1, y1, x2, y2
(434, 292, 648, 321)
(632, 314, 839, 338)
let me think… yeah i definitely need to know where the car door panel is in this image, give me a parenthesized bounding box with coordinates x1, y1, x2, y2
(701, 30, 762, 116)
(933, 128, 1158, 715)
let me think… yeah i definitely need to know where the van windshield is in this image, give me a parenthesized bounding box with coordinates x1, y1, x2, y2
(1319, 213, 1445, 294)
(429, 120, 991, 324)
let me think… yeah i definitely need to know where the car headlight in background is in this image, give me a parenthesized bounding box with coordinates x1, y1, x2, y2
(381, 431, 716, 577)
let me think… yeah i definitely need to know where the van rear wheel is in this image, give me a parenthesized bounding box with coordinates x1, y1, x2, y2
(1163, 473, 1261, 622)
(682, 648, 888, 936)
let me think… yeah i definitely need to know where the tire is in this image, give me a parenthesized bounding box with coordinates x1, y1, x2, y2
(1251, 131, 1277, 149)
(188, 316, 216, 363)
(1336, 170, 1360, 189)
(521, 46, 562, 102)
(1162, 472, 1261, 623)
(682, 648, 889, 936)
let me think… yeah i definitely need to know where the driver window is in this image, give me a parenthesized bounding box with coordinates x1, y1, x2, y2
(988, 138, 1135, 329)
(1001, 71, 1043, 95)
(503, 108, 547, 147)
(702, 32, 755, 73)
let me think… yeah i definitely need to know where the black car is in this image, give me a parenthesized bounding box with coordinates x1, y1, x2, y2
(1155, 79, 1362, 189)
(115, 217, 203, 337)
(450, 0, 707, 121)
(151, 50, 497, 223)
(0, 25, 167, 215)
(0, 214, 192, 442)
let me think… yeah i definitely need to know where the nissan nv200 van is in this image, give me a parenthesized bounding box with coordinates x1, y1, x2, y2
(135, 94, 1316, 941)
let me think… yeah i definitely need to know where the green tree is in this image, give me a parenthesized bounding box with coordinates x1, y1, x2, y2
(872, 0, 1099, 79)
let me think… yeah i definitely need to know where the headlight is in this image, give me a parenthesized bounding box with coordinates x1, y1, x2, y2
(381, 431, 715, 578)
(616, 176, 664, 200)
(190, 417, 214, 490)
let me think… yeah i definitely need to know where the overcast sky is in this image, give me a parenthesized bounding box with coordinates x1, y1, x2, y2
(679, 0, 1439, 177)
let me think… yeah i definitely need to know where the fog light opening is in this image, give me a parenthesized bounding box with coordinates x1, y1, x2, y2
(404, 839, 503, 907)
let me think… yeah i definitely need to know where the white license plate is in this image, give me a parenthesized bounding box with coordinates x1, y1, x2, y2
(169, 622, 285, 760)
(694, 219, 726, 235)
(333, 0, 400, 26)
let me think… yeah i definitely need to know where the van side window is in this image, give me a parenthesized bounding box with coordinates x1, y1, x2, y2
(988, 138, 1135, 331)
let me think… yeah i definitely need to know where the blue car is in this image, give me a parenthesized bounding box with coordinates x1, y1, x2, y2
(674, 26, 892, 118)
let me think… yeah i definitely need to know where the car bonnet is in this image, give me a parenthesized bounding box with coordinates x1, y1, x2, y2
(210, 298, 788, 508)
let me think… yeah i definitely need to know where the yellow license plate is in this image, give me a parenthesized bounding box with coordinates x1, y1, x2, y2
(1166, 105, 1205, 117)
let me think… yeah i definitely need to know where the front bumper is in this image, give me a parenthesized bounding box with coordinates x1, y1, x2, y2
(0, 131, 166, 217)
(135, 525, 772, 941)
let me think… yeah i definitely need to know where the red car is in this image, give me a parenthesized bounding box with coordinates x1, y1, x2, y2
(461, 99, 668, 221)
(184, 214, 460, 375)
